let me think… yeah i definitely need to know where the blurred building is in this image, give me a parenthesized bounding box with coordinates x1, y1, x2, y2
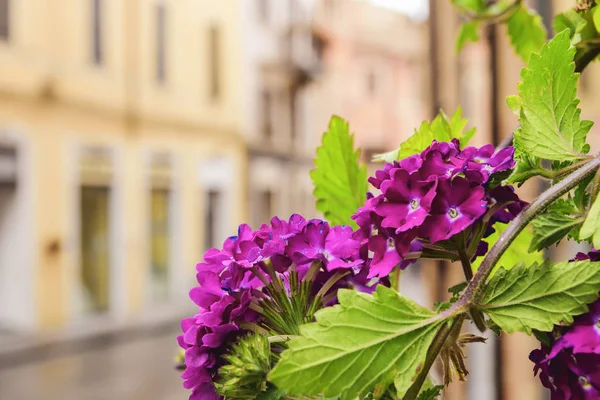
(240, 0, 322, 228)
(0, 0, 248, 333)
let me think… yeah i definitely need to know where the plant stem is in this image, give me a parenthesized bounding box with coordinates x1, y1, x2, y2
(458, 247, 487, 332)
(403, 315, 466, 400)
(403, 156, 600, 399)
(462, 156, 600, 307)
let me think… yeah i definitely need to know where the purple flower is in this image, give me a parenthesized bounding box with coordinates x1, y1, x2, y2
(530, 250, 600, 399)
(287, 220, 363, 271)
(376, 169, 438, 232)
(424, 177, 487, 243)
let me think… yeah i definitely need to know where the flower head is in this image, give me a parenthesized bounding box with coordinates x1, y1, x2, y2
(530, 250, 600, 399)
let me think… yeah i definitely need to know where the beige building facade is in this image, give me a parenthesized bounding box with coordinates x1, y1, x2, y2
(0, 0, 247, 332)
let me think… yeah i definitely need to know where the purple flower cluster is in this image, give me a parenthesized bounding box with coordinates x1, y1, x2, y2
(530, 250, 600, 399)
(178, 215, 373, 400)
(353, 139, 519, 278)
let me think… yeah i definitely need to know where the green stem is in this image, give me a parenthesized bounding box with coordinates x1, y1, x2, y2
(463, 156, 600, 307)
(403, 156, 600, 399)
(457, 0, 521, 23)
(458, 247, 487, 332)
(403, 315, 466, 400)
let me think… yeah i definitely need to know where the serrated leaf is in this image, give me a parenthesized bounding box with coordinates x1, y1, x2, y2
(416, 385, 444, 400)
(472, 223, 542, 274)
(554, 9, 587, 39)
(530, 199, 585, 251)
(479, 260, 600, 334)
(268, 286, 446, 400)
(374, 108, 475, 163)
(506, 6, 546, 63)
(506, 95, 522, 115)
(593, 6, 600, 32)
(512, 30, 593, 161)
(580, 193, 600, 248)
(311, 116, 367, 228)
(456, 21, 480, 52)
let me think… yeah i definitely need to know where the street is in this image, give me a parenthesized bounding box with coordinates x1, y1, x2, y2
(0, 329, 187, 400)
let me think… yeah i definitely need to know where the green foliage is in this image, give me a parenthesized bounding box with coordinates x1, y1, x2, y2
(268, 286, 446, 400)
(554, 9, 587, 40)
(374, 108, 475, 163)
(479, 260, 600, 334)
(416, 385, 444, 400)
(456, 21, 480, 52)
(506, 6, 547, 62)
(311, 116, 367, 228)
(512, 30, 592, 162)
(580, 192, 600, 248)
(216, 333, 272, 400)
(471, 222, 542, 274)
(454, 2, 545, 62)
(253, 387, 287, 400)
(530, 199, 585, 251)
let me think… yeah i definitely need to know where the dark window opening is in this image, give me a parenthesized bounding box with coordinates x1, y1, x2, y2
(156, 4, 167, 83)
(0, 0, 9, 40)
(208, 24, 221, 100)
(205, 190, 220, 250)
(261, 89, 273, 140)
(257, 0, 269, 23)
(91, 0, 103, 64)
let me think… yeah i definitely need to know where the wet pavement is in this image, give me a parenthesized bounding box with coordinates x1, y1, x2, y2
(0, 329, 187, 400)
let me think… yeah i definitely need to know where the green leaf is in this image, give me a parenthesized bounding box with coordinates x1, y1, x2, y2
(554, 9, 587, 39)
(374, 108, 475, 163)
(580, 193, 600, 248)
(512, 30, 593, 161)
(472, 222, 543, 274)
(506, 95, 522, 115)
(593, 6, 600, 33)
(451, 0, 485, 12)
(506, 6, 547, 63)
(268, 286, 447, 400)
(416, 385, 444, 400)
(479, 260, 600, 334)
(456, 21, 480, 52)
(311, 116, 367, 228)
(254, 386, 286, 400)
(530, 199, 585, 251)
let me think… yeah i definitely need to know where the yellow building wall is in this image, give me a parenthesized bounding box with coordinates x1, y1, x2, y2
(0, 0, 248, 329)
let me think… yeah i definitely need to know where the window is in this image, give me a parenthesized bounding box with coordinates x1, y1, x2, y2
(149, 189, 170, 302)
(208, 24, 221, 100)
(0, 0, 9, 40)
(156, 4, 166, 83)
(204, 190, 221, 250)
(91, 0, 103, 64)
(261, 89, 273, 139)
(80, 186, 110, 314)
(253, 190, 274, 227)
(257, 0, 269, 23)
(366, 70, 376, 97)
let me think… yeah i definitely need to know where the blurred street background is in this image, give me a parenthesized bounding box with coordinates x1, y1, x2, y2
(0, 0, 599, 399)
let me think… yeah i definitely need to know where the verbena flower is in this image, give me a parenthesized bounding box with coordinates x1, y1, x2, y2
(178, 215, 379, 400)
(354, 140, 520, 279)
(530, 250, 600, 399)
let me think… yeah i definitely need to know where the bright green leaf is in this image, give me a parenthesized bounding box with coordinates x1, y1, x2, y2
(268, 286, 446, 400)
(311, 116, 367, 228)
(554, 9, 587, 39)
(451, 0, 486, 12)
(374, 108, 475, 163)
(456, 21, 480, 52)
(479, 260, 600, 334)
(530, 199, 584, 251)
(580, 193, 600, 248)
(254, 386, 286, 400)
(506, 95, 522, 116)
(512, 30, 593, 161)
(506, 6, 547, 63)
(593, 6, 600, 33)
(416, 385, 444, 400)
(472, 222, 542, 274)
